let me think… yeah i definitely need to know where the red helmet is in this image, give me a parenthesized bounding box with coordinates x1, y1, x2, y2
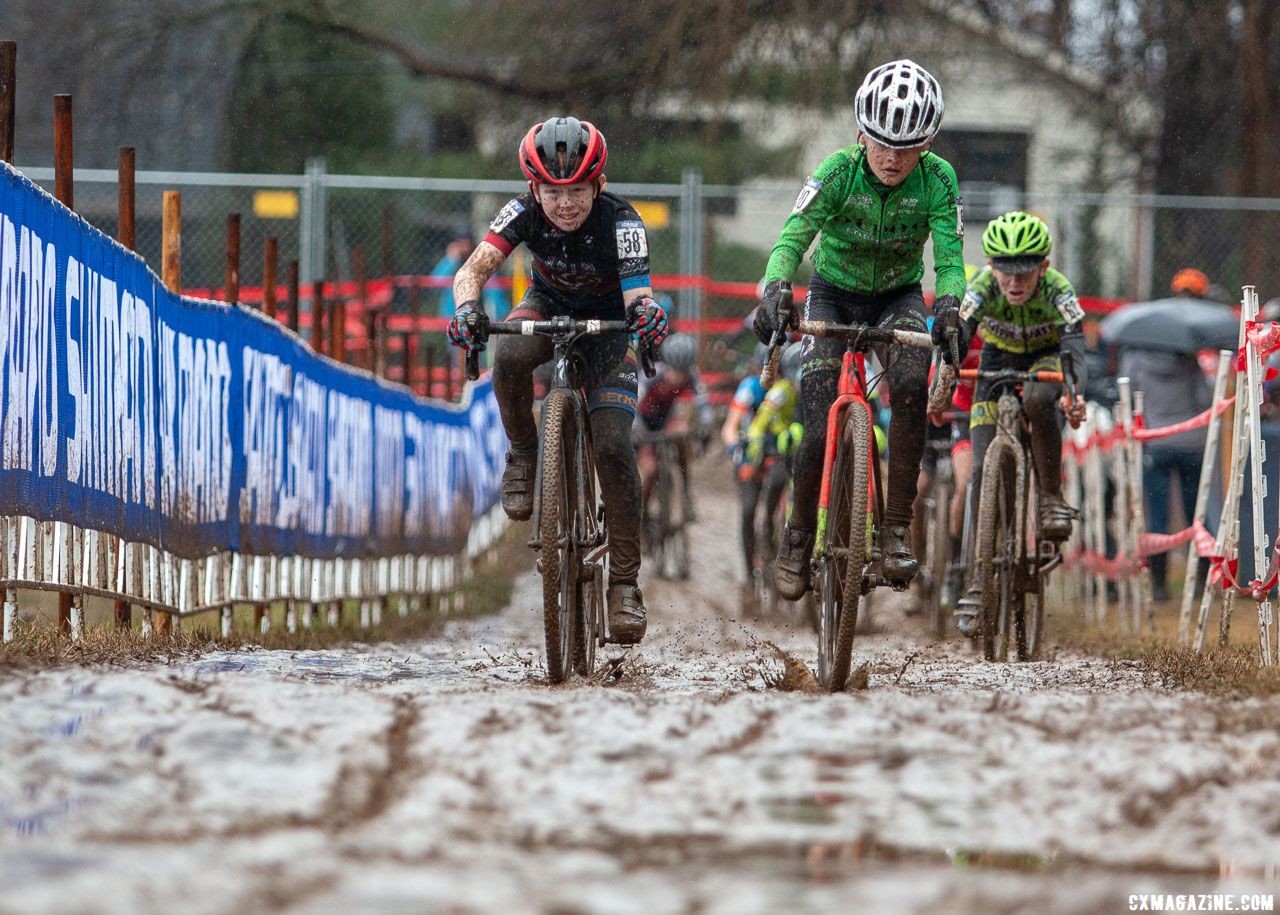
(519, 117, 608, 185)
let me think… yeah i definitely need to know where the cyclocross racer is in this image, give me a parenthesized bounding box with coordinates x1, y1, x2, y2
(953, 211, 1088, 636)
(448, 116, 669, 644)
(723, 344, 770, 594)
(753, 59, 967, 600)
(636, 332, 714, 516)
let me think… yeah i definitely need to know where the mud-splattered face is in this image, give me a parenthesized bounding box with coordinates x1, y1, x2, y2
(992, 258, 1050, 305)
(532, 181, 598, 232)
(860, 134, 928, 187)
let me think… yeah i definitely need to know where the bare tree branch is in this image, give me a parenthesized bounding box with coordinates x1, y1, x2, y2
(296, 0, 573, 102)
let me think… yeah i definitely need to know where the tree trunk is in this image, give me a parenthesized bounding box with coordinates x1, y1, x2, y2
(1151, 0, 1240, 294)
(1239, 0, 1280, 294)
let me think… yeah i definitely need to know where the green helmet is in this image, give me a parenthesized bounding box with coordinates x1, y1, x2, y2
(982, 211, 1052, 263)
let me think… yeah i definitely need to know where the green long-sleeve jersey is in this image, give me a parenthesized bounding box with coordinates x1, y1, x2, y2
(764, 146, 966, 300)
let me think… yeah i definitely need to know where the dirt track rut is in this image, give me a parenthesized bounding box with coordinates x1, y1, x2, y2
(3, 460, 1280, 913)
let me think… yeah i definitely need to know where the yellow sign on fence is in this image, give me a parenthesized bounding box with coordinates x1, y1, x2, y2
(253, 190, 299, 220)
(632, 200, 671, 230)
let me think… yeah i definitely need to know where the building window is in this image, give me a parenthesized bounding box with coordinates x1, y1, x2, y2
(931, 129, 1030, 220)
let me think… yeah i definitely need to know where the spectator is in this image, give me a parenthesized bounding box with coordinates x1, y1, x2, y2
(431, 231, 512, 320)
(433, 230, 476, 316)
(1170, 267, 1211, 299)
(1118, 345, 1213, 602)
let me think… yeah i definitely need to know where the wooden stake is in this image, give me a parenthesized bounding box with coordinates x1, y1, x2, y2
(158, 189, 181, 637)
(114, 145, 136, 635)
(58, 593, 71, 636)
(53, 94, 72, 208)
(330, 293, 346, 362)
(117, 147, 135, 249)
(225, 213, 240, 303)
(311, 280, 325, 351)
(402, 331, 414, 389)
(1, 41, 16, 164)
(162, 191, 181, 293)
(262, 237, 279, 320)
(286, 260, 300, 333)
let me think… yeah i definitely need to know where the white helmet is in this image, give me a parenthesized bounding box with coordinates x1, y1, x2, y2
(855, 59, 944, 149)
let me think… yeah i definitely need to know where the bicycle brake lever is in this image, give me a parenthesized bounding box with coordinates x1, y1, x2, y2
(639, 340, 657, 379)
(463, 311, 491, 382)
(760, 300, 794, 388)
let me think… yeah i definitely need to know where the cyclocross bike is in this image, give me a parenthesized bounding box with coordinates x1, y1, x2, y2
(916, 429, 957, 638)
(635, 429, 692, 582)
(763, 319, 934, 691)
(466, 318, 655, 683)
(964, 363, 1077, 662)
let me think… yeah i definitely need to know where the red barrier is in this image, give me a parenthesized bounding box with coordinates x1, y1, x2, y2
(187, 273, 1132, 319)
(1138, 519, 1217, 558)
(1131, 398, 1236, 442)
(1210, 546, 1280, 601)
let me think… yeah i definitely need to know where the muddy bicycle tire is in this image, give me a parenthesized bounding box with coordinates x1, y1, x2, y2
(1016, 590, 1043, 661)
(573, 569, 600, 676)
(826, 408, 873, 692)
(816, 427, 852, 688)
(977, 445, 1016, 662)
(927, 464, 953, 639)
(670, 458, 692, 581)
(539, 390, 578, 683)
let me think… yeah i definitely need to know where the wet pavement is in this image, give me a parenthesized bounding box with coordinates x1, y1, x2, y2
(3, 461, 1280, 913)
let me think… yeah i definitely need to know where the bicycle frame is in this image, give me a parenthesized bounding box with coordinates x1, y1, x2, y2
(814, 350, 880, 559)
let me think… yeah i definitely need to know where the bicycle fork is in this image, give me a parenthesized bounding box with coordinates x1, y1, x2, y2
(815, 403, 876, 560)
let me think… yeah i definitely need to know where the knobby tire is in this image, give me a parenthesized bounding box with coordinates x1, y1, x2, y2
(927, 465, 953, 639)
(539, 391, 577, 683)
(977, 445, 1016, 662)
(828, 409, 873, 692)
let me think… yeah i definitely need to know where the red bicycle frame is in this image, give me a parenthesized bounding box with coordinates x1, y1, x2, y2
(814, 350, 883, 556)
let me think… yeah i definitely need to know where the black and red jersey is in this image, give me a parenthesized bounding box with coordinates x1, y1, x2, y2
(483, 191, 651, 311)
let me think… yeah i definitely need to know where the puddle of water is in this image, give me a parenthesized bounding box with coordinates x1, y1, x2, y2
(188, 652, 456, 684)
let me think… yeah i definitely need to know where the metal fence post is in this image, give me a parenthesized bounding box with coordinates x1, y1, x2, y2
(679, 168, 704, 325)
(1061, 190, 1080, 283)
(1135, 202, 1156, 300)
(300, 157, 327, 284)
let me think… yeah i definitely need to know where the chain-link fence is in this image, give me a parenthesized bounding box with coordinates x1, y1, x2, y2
(22, 163, 1280, 316)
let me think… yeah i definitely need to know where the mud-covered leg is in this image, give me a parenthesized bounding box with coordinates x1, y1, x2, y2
(878, 308, 930, 584)
(491, 304, 553, 520)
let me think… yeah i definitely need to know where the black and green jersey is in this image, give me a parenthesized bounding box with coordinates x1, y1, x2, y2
(960, 266, 1085, 354)
(764, 146, 966, 300)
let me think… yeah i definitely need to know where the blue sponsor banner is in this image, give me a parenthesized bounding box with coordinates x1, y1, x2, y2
(0, 162, 505, 560)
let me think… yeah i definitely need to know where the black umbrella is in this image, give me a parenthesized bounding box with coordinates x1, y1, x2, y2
(1099, 297, 1240, 353)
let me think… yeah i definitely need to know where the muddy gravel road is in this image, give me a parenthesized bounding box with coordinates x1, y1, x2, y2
(4, 461, 1280, 914)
